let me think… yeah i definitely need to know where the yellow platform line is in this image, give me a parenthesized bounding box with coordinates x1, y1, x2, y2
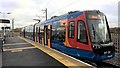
(3, 42, 29, 46)
(18, 36, 93, 68)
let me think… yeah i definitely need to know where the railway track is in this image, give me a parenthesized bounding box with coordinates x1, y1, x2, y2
(79, 59, 119, 68)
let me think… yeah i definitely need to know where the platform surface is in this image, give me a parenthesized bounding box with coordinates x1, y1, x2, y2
(19, 36, 92, 67)
(1, 36, 92, 68)
(2, 37, 65, 67)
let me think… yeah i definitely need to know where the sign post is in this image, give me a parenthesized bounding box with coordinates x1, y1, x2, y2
(0, 19, 10, 46)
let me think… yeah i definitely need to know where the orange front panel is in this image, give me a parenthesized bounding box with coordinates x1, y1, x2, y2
(76, 13, 92, 51)
(69, 13, 92, 51)
(60, 20, 67, 26)
(60, 20, 71, 46)
(63, 20, 71, 47)
(64, 13, 93, 51)
(67, 18, 77, 48)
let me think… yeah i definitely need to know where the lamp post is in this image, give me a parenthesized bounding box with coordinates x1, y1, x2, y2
(33, 19, 40, 41)
(11, 19, 14, 37)
(42, 8, 47, 21)
(33, 19, 41, 22)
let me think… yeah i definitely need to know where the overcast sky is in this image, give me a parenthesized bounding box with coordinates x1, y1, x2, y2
(0, 0, 119, 29)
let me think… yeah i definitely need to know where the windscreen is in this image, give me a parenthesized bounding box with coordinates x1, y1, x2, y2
(87, 13, 111, 44)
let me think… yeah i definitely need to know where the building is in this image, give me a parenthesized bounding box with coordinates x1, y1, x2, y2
(110, 27, 120, 34)
(107, 27, 120, 66)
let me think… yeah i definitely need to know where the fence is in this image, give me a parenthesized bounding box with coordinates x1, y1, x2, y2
(109, 33, 120, 66)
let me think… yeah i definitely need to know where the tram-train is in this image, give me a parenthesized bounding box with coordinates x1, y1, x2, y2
(21, 10, 115, 61)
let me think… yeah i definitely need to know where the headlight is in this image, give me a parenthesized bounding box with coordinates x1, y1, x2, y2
(92, 44, 101, 49)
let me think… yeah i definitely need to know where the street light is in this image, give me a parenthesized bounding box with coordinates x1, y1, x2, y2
(33, 19, 41, 22)
(33, 19, 40, 41)
(42, 8, 47, 21)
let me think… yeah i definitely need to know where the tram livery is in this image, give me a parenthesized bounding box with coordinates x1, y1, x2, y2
(21, 10, 115, 61)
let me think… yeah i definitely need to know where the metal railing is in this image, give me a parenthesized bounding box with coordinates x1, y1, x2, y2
(107, 33, 120, 66)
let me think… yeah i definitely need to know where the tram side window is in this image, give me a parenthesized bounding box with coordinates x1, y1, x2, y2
(39, 28, 42, 38)
(57, 26, 65, 42)
(35, 27, 38, 39)
(68, 21, 74, 38)
(41, 28, 44, 37)
(77, 21, 87, 43)
(52, 27, 65, 42)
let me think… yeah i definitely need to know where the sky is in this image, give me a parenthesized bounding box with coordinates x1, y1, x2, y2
(0, 0, 119, 29)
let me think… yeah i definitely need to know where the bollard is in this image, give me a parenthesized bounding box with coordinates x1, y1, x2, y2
(0, 38, 3, 52)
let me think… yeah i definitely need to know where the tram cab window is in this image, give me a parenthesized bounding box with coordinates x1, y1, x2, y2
(77, 21, 87, 43)
(68, 21, 74, 38)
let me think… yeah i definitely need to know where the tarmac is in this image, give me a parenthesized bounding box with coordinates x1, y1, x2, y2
(2, 37, 66, 67)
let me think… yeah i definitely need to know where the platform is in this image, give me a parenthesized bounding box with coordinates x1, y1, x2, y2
(1, 36, 92, 68)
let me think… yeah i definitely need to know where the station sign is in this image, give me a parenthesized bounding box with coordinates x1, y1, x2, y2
(0, 19, 10, 23)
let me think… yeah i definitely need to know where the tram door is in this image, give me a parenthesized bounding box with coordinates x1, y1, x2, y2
(44, 26, 48, 45)
(35, 27, 38, 42)
(37, 27, 40, 43)
(47, 25, 52, 48)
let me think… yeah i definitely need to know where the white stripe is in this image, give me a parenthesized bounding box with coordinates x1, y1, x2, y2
(11, 49, 23, 52)
(3, 43, 29, 46)
(3, 47, 36, 51)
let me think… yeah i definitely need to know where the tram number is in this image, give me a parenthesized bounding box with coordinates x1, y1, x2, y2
(104, 51, 111, 54)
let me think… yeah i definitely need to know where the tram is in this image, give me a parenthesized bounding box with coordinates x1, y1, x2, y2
(21, 10, 115, 61)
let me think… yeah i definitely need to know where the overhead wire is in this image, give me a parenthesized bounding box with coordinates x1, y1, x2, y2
(50, 0, 80, 17)
(38, 0, 59, 19)
(40, 0, 80, 20)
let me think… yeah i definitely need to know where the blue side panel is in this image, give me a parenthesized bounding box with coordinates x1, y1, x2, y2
(25, 34, 34, 40)
(51, 40, 115, 61)
(94, 53, 115, 61)
(29, 35, 34, 40)
(37, 11, 83, 27)
(68, 12, 83, 19)
(51, 40, 64, 52)
(51, 40, 95, 60)
(60, 14, 68, 20)
(42, 17, 60, 26)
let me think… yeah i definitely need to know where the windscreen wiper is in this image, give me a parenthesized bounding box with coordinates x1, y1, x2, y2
(91, 24, 103, 45)
(92, 24, 95, 39)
